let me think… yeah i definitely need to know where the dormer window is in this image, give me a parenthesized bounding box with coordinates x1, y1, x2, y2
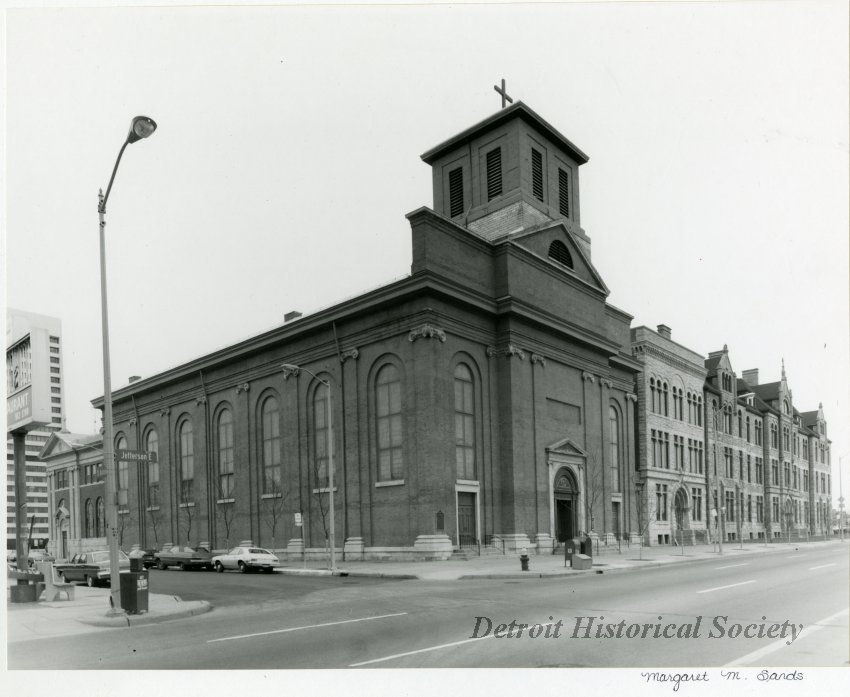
(449, 167, 464, 218)
(548, 240, 573, 269)
(486, 147, 502, 200)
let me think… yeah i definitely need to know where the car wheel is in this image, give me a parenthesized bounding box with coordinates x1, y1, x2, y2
(178, 562, 186, 571)
(157, 559, 166, 570)
(85, 575, 94, 587)
(215, 561, 224, 573)
(238, 561, 248, 574)
(263, 566, 273, 574)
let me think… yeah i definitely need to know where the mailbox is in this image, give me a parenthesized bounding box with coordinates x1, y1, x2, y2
(564, 538, 579, 566)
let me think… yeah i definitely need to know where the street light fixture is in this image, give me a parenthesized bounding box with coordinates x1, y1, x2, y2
(99, 115, 157, 614)
(281, 363, 337, 573)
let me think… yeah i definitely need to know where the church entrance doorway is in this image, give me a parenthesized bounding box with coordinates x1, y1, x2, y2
(554, 468, 579, 542)
(674, 489, 688, 530)
(457, 492, 477, 546)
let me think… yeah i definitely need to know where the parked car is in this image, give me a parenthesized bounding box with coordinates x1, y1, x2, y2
(211, 546, 281, 573)
(54, 550, 131, 587)
(7, 549, 56, 568)
(140, 548, 158, 569)
(154, 545, 213, 570)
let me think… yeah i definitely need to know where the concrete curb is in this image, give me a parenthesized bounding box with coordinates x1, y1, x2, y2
(78, 600, 213, 627)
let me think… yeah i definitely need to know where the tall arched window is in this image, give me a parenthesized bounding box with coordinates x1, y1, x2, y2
(146, 428, 159, 507)
(609, 406, 621, 491)
(454, 364, 476, 480)
(313, 385, 331, 488)
(116, 434, 128, 497)
(261, 396, 281, 493)
(696, 396, 703, 426)
(85, 499, 94, 538)
(662, 382, 669, 416)
(649, 378, 656, 413)
(95, 497, 105, 537)
(217, 408, 235, 498)
(376, 364, 403, 481)
(179, 419, 194, 503)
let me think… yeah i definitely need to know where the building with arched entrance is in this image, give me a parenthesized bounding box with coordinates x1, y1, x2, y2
(41, 102, 643, 560)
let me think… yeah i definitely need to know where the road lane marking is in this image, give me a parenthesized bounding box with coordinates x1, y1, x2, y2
(207, 612, 408, 643)
(809, 563, 837, 571)
(349, 635, 492, 667)
(715, 563, 748, 570)
(787, 554, 807, 558)
(696, 580, 756, 594)
(725, 607, 849, 667)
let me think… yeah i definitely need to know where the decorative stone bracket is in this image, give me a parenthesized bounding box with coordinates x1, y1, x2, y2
(531, 353, 546, 367)
(282, 365, 300, 380)
(235, 383, 250, 393)
(582, 371, 595, 383)
(409, 324, 446, 343)
(341, 348, 360, 363)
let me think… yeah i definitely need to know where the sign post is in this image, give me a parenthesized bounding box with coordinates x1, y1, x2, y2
(295, 512, 304, 568)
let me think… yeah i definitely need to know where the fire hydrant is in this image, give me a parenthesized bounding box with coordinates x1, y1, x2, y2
(519, 547, 530, 571)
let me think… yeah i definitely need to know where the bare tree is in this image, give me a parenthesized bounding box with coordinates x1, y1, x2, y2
(214, 482, 238, 550)
(147, 506, 161, 549)
(261, 477, 292, 552)
(633, 481, 656, 560)
(179, 499, 196, 546)
(582, 449, 606, 535)
(312, 461, 333, 567)
(117, 509, 135, 550)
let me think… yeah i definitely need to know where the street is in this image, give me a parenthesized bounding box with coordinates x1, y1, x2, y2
(8, 543, 848, 670)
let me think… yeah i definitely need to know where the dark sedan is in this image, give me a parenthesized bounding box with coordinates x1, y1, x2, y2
(153, 545, 213, 570)
(54, 550, 131, 587)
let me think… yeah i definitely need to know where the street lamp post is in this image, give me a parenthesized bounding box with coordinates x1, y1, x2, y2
(282, 364, 337, 573)
(99, 116, 157, 614)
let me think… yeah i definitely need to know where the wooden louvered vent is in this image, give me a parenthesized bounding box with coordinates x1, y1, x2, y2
(449, 167, 464, 218)
(486, 147, 502, 201)
(548, 240, 574, 269)
(531, 148, 544, 201)
(558, 168, 570, 217)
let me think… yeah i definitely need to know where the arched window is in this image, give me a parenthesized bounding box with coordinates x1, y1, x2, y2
(609, 406, 621, 491)
(217, 408, 235, 498)
(85, 499, 94, 538)
(116, 434, 128, 497)
(95, 497, 105, 537)
(649, 378, 656, 413)
(261, 397, 281, 493)
(145, 428, 159, 507)
(746, 416, 751, 443)
(662, 382, 669, 416)
(313, 385, 331, 489)
(548, 240, 573, 269)
(376, 364, 403, 481)
(696, 396, 703, 426)
(178, 419, 194, 503)
(737, 411, 743, 437)
(454, 364, 476, 480)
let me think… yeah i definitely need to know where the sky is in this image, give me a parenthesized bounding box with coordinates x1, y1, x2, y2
(3, 2, 849, 499)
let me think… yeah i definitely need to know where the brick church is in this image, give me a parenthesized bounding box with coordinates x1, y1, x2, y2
(41, 101, 647, 560)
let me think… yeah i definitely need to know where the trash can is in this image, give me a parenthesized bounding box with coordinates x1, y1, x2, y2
(119, 571, 149, 614)
(580, 534, 593, 558)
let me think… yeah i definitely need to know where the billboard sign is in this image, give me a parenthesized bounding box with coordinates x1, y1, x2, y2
(6, 329, 51, 433)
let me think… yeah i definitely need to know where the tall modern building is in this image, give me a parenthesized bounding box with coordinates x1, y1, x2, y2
(6, 309, 65, 550)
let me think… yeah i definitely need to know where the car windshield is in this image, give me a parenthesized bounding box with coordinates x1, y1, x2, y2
(249, 548, 271, 555)
(91, 550, 131, 562)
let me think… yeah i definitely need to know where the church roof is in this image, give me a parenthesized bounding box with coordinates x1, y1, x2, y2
(751, 381, 781, 402)
(799, 410, 819, 427)
(420, 101, 589, 166)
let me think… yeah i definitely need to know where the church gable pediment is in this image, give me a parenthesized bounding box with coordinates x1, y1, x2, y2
(40, 434, 72, 459)
(546, 437, 587, 458)
(511, 223, 608, 295)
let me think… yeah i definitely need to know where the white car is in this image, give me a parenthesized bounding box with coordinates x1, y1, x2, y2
(211, 546, 280, 574)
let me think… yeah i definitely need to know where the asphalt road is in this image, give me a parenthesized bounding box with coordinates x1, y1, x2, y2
(8, 543, 848, 670)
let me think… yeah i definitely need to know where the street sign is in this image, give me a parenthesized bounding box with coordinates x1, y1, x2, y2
(116, 449, 158, 463)
(294, 512, 302, 527)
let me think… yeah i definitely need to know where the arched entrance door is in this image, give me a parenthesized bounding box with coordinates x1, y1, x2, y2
(554, 468, 578, 542)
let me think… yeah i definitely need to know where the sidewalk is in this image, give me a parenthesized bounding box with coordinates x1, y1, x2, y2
(6, 539, 842, 643)
(6, 585, 211, 644)
(277, 538, 844, 580)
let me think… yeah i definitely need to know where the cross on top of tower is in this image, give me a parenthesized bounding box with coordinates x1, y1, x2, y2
(494, 78, 513, 109)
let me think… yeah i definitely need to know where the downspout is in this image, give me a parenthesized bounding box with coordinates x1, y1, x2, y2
(332, 322, 347, 559)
